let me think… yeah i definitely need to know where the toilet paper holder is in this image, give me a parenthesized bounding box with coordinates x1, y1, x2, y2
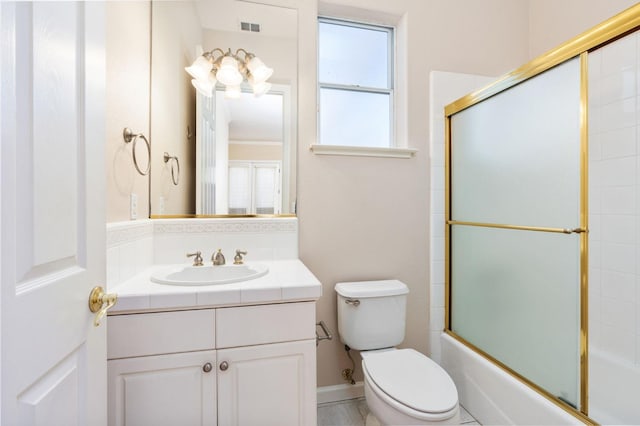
(316, 320, 333, 346)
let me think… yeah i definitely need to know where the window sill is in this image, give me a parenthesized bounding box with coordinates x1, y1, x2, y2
(309, 144, 418, 159)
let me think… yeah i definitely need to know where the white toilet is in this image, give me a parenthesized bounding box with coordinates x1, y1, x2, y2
(335, 280, 460, 425)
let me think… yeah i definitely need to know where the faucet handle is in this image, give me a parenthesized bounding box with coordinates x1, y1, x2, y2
(233, 250, 248, 265)
(212, 249, 226, 266)
(187, 251, 204, 266)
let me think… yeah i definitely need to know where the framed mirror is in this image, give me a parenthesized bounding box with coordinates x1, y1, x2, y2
(197, 85, 293, 215)
(149, 0, 298, 217)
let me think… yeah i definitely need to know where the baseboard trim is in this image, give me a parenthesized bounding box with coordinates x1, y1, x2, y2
(317, 382, 365, 404)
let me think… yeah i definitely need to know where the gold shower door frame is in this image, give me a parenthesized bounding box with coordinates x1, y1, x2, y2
(443, 4, 640, 423)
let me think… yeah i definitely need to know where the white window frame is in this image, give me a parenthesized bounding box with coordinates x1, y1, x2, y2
(313, 16, 416, 159)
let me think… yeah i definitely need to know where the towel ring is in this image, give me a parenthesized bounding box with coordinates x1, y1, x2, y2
(163, 152, 180, 186)
(123, 128, 150, 176)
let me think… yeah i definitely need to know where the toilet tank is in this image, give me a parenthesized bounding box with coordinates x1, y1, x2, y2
(335, 280, 409, 351)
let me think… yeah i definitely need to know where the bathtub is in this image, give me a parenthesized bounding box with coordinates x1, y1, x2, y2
(440, 333, 585, 425)
(589, 347, 640, 425)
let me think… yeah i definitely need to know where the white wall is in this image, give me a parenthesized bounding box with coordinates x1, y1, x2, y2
(299, 0, 530, 387)
(150, 2, 201, 216)
(106, 2, 150, 222)
(105, 1, 201, 221)
(528, 0, 639, 59)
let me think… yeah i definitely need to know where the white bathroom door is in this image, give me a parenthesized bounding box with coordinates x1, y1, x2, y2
(1, 3, 107, 425)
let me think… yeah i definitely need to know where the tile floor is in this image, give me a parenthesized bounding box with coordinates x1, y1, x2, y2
(317, 398, 480, 426)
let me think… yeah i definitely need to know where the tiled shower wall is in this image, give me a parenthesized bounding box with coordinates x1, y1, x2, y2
(588, 32, 640, 367)
(429, 71, 493, 363)
(587, 30, 640, 424)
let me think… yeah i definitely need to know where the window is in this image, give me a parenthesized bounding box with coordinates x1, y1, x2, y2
(228, 161, 281, 215)
(318, 17, 394, 148)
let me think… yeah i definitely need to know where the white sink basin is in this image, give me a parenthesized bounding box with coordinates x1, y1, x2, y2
(151, 263, 269, 286)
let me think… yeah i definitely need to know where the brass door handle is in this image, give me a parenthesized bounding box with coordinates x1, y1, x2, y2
(88, 286, 118, 327)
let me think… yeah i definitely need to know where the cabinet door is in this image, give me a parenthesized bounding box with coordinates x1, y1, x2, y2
(108, 350, 216, 426)
(217, 340, 316, 426)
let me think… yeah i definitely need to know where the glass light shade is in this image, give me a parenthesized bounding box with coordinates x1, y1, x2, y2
(191, 73, 216, 97)
(225, 85, 241, 99)
(246, 56, 273, 83)
(216, 56, 243, 86)
(251, 80, 272, 97)
(185, 55, 213, 82)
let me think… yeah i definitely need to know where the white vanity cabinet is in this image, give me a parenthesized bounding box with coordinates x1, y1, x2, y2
(107, 301, 317, 426)
(108, 350, 217, 426)
(215, 303, 317, 426)
(107, 309, 217, 426)
(217, 340, 316, 425)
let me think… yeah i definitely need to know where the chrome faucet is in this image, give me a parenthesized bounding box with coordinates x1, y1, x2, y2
(187, 251, 204, 266)
(212, 249, 226, 266)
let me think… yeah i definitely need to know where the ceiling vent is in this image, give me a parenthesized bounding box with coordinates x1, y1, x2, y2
(240, 21, 261, 33)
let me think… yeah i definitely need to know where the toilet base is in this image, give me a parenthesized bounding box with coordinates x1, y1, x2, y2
(365, 413, 381, 426)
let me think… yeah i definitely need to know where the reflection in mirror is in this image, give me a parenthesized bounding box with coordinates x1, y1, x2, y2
(197, 85, 292, 215)
(150, 0, 298, 217)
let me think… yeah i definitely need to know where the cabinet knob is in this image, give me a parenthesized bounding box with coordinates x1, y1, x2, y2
(203, 362, 213, 373)
(219, 361, 229, 371)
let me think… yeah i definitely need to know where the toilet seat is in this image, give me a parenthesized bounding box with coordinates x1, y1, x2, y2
(362, 349, 458, 419)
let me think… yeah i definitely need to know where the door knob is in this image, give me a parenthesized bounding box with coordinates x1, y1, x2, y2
(88, 286, 118, 327)
(203, 362, 213, 373)
(220, 361, 229, 371)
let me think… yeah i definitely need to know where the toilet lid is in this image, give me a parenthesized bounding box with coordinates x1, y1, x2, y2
(363, 349, 458, 414)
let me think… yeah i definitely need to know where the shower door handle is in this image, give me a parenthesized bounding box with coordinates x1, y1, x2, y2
(568, 228, 587, 234)
(447, 220, 588, 235)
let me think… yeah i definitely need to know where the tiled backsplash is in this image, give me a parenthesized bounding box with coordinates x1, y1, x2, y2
(106, 218, 298, 290)
(107, 221, 154, 289)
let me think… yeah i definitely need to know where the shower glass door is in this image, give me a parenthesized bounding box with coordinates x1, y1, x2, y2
(448, 57, 583, 409)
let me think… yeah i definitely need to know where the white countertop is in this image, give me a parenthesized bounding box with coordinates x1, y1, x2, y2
(109, 259, 322, 314)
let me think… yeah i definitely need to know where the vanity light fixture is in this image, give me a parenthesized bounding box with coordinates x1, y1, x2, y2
(185, 48, 273, 99)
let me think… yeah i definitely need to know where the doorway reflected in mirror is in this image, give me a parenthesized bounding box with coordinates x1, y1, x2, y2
(197, 86, 291, 215)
